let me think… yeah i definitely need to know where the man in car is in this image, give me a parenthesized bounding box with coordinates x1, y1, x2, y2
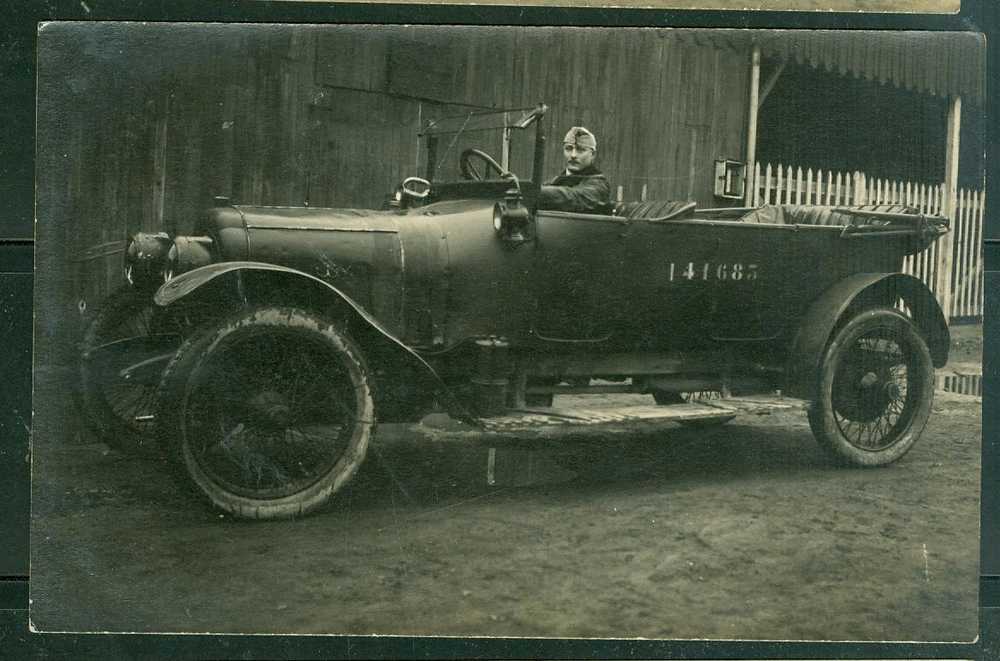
(537, 126, 613, 214)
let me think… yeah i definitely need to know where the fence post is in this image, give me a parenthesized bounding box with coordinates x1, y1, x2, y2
(752, 162, 761, 206)
(936, 95, 962, 322)
(763, 163, 772, 205)
(743, 45, 761, 206)
(853, 171, 867, 205)
(973, 190, 985, 318)
(776, 164, 783, 205)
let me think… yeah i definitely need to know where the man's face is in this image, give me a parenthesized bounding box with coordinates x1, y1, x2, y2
(563, 143, 595, 173)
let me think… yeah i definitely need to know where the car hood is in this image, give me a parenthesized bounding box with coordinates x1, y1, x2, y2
(231, 205, 400, 233)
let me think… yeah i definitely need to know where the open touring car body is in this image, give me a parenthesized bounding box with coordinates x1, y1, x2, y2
(83, 104, 951, 518)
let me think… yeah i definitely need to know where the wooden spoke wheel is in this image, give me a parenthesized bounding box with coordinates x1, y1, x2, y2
(156, 307, 374, 519)
(808, 308, 934, 466)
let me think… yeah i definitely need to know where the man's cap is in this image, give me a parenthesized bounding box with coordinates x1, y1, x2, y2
(563, 126, 597, 151)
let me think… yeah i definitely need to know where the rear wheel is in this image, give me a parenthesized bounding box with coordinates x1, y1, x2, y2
(156, 307, 374, 519)
(808, 308, 934, 466)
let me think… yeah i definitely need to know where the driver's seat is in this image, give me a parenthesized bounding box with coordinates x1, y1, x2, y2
(614, 199, 697, 222)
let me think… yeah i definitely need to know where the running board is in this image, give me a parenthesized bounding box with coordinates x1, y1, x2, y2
(479, 396, 807, 433)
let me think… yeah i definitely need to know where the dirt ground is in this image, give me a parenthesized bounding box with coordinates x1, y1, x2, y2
(30, 381, 980, 641)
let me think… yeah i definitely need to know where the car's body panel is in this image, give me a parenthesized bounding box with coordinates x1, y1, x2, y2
(179, 199, 949, 373)
(532, 211, 634, 344)
(402, 200, 536, 350)
(240, 208, 405, 335)
(205, 207, 250, 261)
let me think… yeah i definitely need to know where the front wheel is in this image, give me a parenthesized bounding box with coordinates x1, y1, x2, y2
(808, 307, 935, 466)
(156, 307, 374, 520)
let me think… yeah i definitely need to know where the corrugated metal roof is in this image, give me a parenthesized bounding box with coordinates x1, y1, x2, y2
(758, 31, 984, 104)
(671, 30, 984, 105)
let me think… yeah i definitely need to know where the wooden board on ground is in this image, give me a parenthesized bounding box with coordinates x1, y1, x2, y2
(479, 396, 806, 434)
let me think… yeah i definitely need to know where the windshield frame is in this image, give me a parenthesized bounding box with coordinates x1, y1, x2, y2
(418, 104, 548, 186)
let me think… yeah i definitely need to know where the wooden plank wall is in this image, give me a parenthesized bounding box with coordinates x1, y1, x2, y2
(70, 26, 749, 309)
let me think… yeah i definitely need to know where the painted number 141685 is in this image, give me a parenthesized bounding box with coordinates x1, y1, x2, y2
(668, 262, 759, 281)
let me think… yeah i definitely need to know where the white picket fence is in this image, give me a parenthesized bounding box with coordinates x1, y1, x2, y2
(750, 163, 985, 321)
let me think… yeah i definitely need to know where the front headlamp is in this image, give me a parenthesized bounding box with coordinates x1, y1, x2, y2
(124, 232, 172, 289)
(161, 236, 214, 282)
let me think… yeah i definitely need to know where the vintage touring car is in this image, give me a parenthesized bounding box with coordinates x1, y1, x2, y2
(81, 104, 951, 519)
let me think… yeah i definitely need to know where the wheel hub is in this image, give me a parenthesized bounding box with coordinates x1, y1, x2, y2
(882, 382, 902, 400)
(818, 313, 932, 458)
(834, 366, 898, 423)
(246, 390, 292, 429)
(858, 371, 879, 389)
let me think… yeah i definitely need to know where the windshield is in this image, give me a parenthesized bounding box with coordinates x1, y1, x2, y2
(418, 104, 547, 183)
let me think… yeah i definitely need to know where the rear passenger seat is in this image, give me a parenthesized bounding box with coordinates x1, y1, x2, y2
(740, 204, 917, 226)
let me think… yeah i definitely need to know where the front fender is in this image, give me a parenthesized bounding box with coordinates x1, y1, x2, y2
(154, 261, 478, 425)
(155, 261, 347, 308)
(785, 272, 950, 400)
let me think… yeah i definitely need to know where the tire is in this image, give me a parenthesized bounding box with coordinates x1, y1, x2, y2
(155, 307, 374, 520)
(80, 287, 181, 455)
(807, 307, 934, 466)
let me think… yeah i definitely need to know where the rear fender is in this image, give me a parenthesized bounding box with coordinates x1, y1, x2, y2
(785, 272, 949, 400)
(154, 261, 477, 425)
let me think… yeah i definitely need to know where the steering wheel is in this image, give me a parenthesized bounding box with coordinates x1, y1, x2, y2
(400, 176, 431, 200)
(459, 148, 506, 181)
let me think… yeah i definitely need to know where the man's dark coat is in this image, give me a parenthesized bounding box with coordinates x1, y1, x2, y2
(537, 165, 612, 214)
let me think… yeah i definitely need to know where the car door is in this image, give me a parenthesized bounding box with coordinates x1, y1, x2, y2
(529, 210, 632, 343)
